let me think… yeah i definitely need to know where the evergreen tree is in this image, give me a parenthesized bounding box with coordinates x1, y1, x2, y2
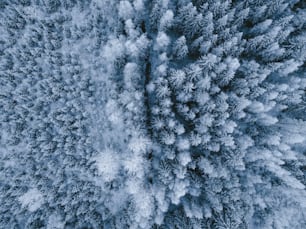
(0, 0, 305, 228)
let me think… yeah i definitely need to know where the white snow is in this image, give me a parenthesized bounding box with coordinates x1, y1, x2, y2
(94, 148, 121, 182)
(18, 188, 44, 212)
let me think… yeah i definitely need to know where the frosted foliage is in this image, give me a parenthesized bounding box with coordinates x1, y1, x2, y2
(46, 214, 64, 229)
(18, 189, 44, 212)
(133, 0, 144, 11)
(118, 1, 134, 20)
(160, 10, 174, 30)
(128, 137, 150, 154)
(95, 149, 120, 182)
(1, 0, 306, 228)
(155, 32, 170, 50)
(123, 152, 144, 176)
(124, 63, 139, 88)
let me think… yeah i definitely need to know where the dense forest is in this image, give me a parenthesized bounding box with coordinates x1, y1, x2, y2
(0, 0, 305, 228)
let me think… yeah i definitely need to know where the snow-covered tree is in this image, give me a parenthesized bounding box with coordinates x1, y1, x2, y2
(0, 0, 305, 228)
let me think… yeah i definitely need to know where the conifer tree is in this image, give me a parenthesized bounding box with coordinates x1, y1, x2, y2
(0, 0, 305, 228)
